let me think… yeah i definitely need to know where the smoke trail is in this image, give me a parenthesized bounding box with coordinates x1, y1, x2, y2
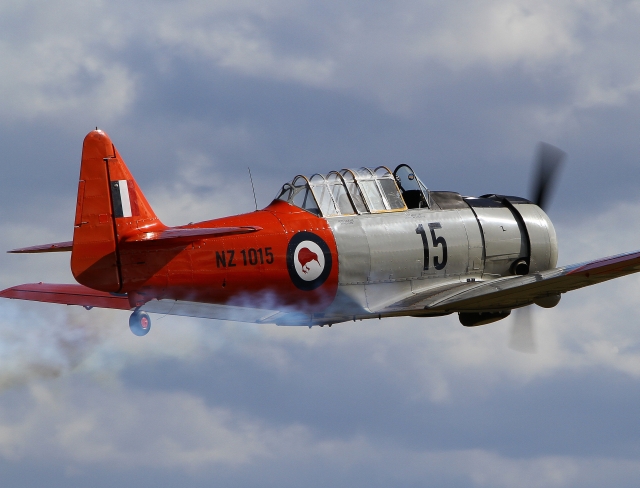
(0, 302, 119, 390)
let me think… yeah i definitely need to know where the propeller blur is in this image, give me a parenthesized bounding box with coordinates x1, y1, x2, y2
(510, 142, 565, 352)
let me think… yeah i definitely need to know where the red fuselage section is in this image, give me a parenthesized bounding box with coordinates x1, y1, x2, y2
(115, 200, 339, 311)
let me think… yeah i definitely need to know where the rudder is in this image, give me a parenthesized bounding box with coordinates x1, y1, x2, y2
(71, 130, 163, 291)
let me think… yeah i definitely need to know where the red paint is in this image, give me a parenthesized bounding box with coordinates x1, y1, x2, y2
(127, 179, 140, 217)
(65, 130, 339, 312)
(298, 247, 319, 273)
(0, 283, 130, 310)
(567, 251, 640, 275)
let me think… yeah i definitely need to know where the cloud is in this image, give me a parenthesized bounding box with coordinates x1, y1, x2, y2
(144, 146, 263, 226)
(4, 376, 640, 487)
(408, 1, 580, 67)
(151, 8, 335, 86)
(5, 0, 640, 122)
(0, 381, 275, 467)
(0, 0, 136, 121)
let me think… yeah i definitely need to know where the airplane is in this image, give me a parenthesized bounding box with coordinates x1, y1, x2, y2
(2, 129, 640, 351)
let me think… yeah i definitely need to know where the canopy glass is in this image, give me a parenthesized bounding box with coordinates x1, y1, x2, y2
(275, 165, 429, 216)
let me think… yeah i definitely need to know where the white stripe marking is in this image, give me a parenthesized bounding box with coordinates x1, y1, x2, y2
(119, 179, 132, 218)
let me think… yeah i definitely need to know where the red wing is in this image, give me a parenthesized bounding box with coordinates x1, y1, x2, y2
(0, 283, 131, 310)
(9, 241, 73, 253)
(0, 283, 283, 324)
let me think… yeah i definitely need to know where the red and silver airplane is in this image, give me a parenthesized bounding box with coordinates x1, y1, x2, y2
(2, 130, 640, 347)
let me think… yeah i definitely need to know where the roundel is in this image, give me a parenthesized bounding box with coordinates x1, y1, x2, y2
(286, 232, 333, 291)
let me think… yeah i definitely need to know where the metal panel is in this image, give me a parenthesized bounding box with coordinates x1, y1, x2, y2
(361, 209, 470, 307)
(513, 204, 558, 271)
(329, 208, 473, 313)
(328, 217, 370, 285)
(412, 210, 471, 279)
(143, 299, 280, 323)
(358, 210, 469, 282)
(365, 281, 413, 312)
(471, 207, 523, 275)
(327, 217, 371, 314)
(457, 208, 484, 278)
(323, 284, 369, 314)
(362, 213, 423, 282)
(430, 191, 468, 210)
(410, 275, 465, 297)
(472, 207, 522, 257)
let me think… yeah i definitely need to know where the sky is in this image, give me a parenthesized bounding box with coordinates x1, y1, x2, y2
(1, 0, 640, 486)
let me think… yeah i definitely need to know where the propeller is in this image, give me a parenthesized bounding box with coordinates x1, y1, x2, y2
(509, 306, 536, 353)
(530, 142, 566, 211)
(509, 142, 566, 353)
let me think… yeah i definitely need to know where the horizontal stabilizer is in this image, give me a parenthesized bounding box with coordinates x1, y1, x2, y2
(8, 241, 73, 253)
(8, 226, 261, 254)
(0, 283, 131, 310)
(123, 225, 262, 245)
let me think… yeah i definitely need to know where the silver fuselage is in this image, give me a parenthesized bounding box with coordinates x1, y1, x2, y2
(324, 194, 557, 317)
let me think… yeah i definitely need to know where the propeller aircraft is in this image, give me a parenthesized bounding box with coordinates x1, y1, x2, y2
(3, 130, 640, 350)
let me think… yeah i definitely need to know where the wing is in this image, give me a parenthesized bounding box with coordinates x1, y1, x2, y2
(0, 283, 131, 309)
(385, 250, 640, 314)
(0, 283, 282, 324)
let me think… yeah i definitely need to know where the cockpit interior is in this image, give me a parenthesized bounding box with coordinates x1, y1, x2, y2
(276, 165, 430, 217)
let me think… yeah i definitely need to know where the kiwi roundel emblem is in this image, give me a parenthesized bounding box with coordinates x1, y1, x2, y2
(286, 232, 332, 291)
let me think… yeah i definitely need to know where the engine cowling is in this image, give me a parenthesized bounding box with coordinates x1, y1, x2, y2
(511, 202, 558, 273)
(465, 195, 558, 276)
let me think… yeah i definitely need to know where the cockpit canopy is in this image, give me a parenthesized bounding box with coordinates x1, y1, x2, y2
(276, 165, 430, 217)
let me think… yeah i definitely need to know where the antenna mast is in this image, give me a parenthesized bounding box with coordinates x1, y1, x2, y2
(248, 167, 258, 211)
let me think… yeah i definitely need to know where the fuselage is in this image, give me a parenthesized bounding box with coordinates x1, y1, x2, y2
(67, 131, 558, 325)
(109, 194, 557, 323)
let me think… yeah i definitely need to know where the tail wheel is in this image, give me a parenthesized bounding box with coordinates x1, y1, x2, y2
(129, 311, 151, 336)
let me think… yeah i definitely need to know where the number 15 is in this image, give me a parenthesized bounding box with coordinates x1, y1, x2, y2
(416, 222, 448, 270)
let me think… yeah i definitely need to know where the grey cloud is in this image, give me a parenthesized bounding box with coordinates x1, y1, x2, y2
(0, 364, 640, 487)
(116, 326, 640, 458)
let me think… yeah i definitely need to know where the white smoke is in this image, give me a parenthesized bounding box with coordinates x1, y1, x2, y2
(0, 302, 118, 389)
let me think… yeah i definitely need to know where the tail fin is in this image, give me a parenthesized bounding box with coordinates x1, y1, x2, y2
(71, 130, 163, 291)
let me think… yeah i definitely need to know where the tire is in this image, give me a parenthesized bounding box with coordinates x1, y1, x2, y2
(129, 311, 151, 336)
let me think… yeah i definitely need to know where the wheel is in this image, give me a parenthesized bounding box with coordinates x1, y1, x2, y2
(129, 311, 151, 336)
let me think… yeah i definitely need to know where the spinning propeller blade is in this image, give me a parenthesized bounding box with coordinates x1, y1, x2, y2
(509, 142, 565, 352)
(509, 306, 536, 354)
(530, 142, 566, 211)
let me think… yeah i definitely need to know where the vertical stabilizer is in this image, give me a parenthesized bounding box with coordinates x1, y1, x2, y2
(71, 130, 163, 291)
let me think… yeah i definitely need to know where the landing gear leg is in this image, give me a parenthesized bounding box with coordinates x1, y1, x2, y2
(129, 310, 151, 336)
